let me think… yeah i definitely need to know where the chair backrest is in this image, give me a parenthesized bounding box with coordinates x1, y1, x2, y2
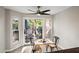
(54, 36, 59, 45)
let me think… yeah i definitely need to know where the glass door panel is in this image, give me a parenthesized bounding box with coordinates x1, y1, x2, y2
(45, 19, 52, 39)
(24, 19, 43, 43)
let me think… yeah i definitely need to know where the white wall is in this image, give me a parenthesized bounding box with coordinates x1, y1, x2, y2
(0, 7, 5, 52)
(5, 9, 23, 51)
(5, 9, 11, 50)
(54, 7, 79, 49)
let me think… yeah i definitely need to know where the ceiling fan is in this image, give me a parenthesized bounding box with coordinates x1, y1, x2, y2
(27, 6, 50, 15)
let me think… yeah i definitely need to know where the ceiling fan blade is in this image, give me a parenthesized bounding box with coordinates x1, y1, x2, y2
(28, 9, 35, 12)
(42, 10, 50, 12)
(26, 13, 36, 15)
(41, 13, 50, 15)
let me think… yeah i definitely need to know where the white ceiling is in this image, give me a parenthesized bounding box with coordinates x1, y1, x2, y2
(4, 6, 71, 15)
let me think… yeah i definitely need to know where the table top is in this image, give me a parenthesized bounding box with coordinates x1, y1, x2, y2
(34, 39, 54, 45)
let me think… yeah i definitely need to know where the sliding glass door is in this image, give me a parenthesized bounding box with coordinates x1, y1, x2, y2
(24, 19, 43, 43)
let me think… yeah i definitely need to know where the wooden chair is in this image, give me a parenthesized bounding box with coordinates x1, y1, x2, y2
(48, 36, 59, 52)
(32, 44, 42, 53)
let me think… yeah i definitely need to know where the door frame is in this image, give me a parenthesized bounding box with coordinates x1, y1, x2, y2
(23, 17, 45, 44)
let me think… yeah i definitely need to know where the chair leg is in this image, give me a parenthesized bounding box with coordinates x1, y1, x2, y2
(32, 49, 35, 53)
(46, 45, 49, 52)
(55, 46, 58, 51)
(50, 47, 54, 52)
(50, 47, 52, 52)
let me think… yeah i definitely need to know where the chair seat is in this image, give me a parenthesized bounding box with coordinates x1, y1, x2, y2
(48, 44, 56, 48)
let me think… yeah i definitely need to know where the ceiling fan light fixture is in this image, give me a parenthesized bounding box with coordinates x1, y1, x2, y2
(37, 13, 40, 16)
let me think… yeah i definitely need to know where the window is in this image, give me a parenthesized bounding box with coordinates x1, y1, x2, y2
(12, 18, 19, 42)
(45, 19, 52, 39)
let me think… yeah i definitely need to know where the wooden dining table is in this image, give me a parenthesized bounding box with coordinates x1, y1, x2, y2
(34, 39, 54, 52)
